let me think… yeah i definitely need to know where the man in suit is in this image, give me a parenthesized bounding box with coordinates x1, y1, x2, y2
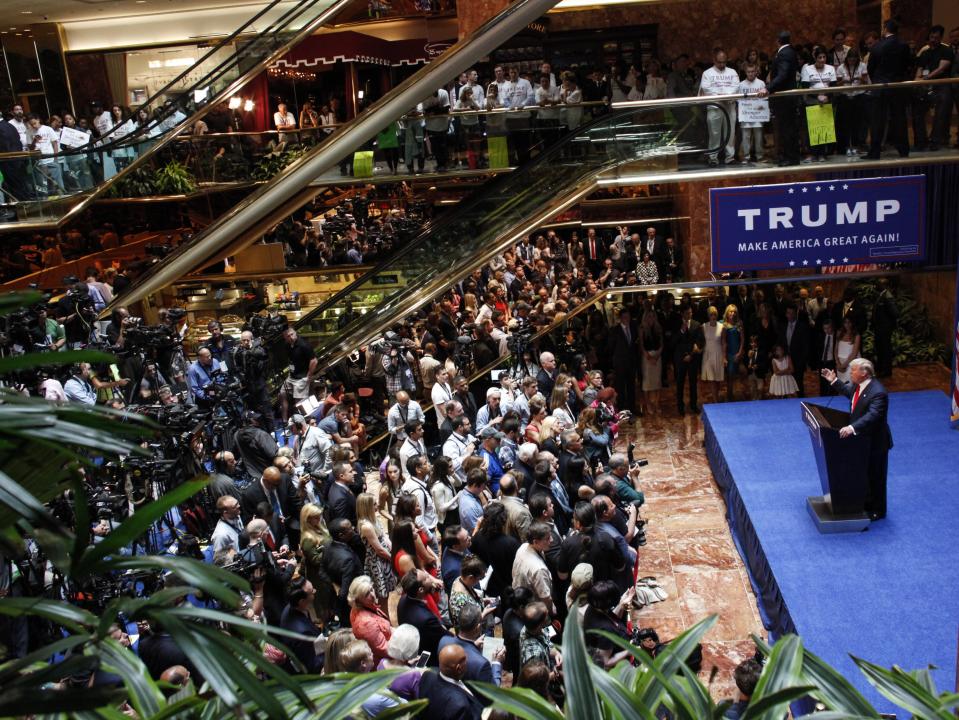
(396, 569, 450, 666)
(240, 466, 301, 542)
(814, 318, 837, 396)
(866, 19, 911, 159)
(438, 604, 505, 704)
(582, 227, 608, 274)
(280, 577, 325, 673)
(607, 307, 639, 412)
(780, 305, 810, 397)
(536, 352, 559, 402)
(831, 286, 868, 335)
(766, 31, 801, 165)
(0, 117, 29, 210)
(657, 236, 684, 283)
(418, 644, 484, 720)
(673, 306, 703, 415)
(643, 226, 665, 268)
(319, 518, 363, 625)
(822, 359, 893, 520)
(326, 461, 357, 524)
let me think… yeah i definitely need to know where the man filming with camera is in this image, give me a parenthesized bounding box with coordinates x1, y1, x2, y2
(231, 330, 273, 424)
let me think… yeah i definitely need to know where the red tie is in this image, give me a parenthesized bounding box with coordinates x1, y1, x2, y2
(851, 385, 860, 412)
(590, 238, 596, 257)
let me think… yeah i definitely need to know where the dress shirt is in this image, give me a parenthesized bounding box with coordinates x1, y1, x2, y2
(398, 436, 426, 480)
(387, 400, 424, 440)
(64, 376, 97, 405)
(442, 432, 475, 485)
(186, 358, 223, 401)
(211, 518, 242, 553)
(297, 425, 332, 475)
(512, 542, 552, 603)
(458, 490, 484, 534)
(402, 475, 438, 531)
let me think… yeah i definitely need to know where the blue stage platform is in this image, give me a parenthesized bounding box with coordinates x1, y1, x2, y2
(703, 390, 959, 713)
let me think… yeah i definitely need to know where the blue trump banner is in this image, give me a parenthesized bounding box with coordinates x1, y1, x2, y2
(710, 175, 926, 273)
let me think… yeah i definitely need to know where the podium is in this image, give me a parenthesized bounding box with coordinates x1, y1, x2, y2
(801, 401, 872, 533)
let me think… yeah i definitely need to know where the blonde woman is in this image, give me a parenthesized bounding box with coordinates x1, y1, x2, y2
(299, 503, 333, 624)
(722, 304, 745, 401)
(356, 493, 395, 607)
(700, 305, 727, 405)
(348, 576, 392, 665)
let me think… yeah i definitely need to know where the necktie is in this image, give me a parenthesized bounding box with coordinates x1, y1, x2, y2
(623, 325, 631, 344)
(270, 489, 283, 521)
(589, 238, 596, 257)
(822, 336, 832, 362)
(851, 385, 861, 412)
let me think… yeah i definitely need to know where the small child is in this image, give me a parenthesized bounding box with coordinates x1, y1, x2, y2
(769, 344, 799, 398)
(745, 334, 764, 400)
(737, 64, 767, 164)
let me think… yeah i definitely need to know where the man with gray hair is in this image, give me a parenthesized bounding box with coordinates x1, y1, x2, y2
(822, 358, 892, 520)
(608, 453, 645, 508)
(537, 352, 558, 400)
(475, 386, 503, 434)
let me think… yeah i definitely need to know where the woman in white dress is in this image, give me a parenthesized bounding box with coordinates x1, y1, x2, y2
(769, 344, 799, 397)
(700, 305, 726, 404)
(835, 316, 862, 383)
(639, 309, 663, 416)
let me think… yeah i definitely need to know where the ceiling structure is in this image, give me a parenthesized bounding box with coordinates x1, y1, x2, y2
(0, 0, 261, 26)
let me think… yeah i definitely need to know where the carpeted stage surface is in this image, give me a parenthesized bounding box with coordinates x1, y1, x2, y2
(703, 390, 959, 712)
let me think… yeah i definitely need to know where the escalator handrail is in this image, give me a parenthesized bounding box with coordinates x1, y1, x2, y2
(102, 0, 564, 312)
(290, 100, 718, 335)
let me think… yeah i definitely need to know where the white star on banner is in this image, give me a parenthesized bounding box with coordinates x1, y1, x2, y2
(828, 185, 835, 191)
(816, 259, 822, 265)
(802, 187, 808, 193)
(829, 257, 836, 263)
(843, 257, 849, 262)
(788, 188, 795, 194)
(802, 260, 809, 266)
(842, 184, 849, 190)
(815, 186, 822, 192)
(789, 261, 795, 267)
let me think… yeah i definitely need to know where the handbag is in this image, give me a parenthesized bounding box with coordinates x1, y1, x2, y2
(633, 576, 668, 606)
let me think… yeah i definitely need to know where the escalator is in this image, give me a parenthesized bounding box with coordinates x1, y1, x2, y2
(291, 98, 728, 369)
(106, 0, 562, 311)
(0, 0, 363, 230)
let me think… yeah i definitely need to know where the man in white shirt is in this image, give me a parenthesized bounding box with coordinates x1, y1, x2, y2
(492, 65, 513, 108)
(430, 367, 455, 428)
(387, 390, 425, 443)
(534, 73, 561, 147)
(90, 102, 113, 139)
(423, 87, 451, 171)
(211, 495, 243, 554)
(474, 387, 503, 434)
(506, 67, 534, 165)
(441, 415, 476, 486)
(289, 413, 333, 477)
(274, 102, 297, 144)
(402, 454, 439, 545)
(511, 523, 555, 613)
(26, 114, 63, 196)
(698, 47, 740, 165)
(398, 421, 427, 481)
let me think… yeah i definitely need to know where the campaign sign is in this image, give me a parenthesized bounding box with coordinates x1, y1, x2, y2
(710, 175, 925, 272)
(737, 98, 770, 123)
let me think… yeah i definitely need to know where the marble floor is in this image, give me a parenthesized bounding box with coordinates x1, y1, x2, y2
(623, 361, 952, 701)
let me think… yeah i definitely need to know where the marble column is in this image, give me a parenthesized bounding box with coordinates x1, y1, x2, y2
(458, 0, 513, 40)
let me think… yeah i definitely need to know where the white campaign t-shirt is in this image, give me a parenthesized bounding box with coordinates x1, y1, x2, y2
(836, 62, 868, 95)
(699, 66, 741, 96)
(28, 125, 58, 162)
(800, 63, 837, 90)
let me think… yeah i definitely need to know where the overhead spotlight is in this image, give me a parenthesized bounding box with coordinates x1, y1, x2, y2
(228, 97, 241, 110)
(357, 90, 365, 99)
(243, 99, 255, 112)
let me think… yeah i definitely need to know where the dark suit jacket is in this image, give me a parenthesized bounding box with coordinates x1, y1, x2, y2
(438, 636, 499, 697)
(536, 368, 558, 401)
(868, 34, 911, 83)
(673, 319, 704, 363)
(326, 482, 356, 524)
(657, 243, 684, 280)
(280, 605, 324, 673)
(832, 378, 893, 449)
(138, 632, 203, 684)
(607, 322, 639, 370)
(240, 477, 301, 539)
(418, 670, 484, 720)
(0, 120, 20, 153)
(319, 539, 363, 621)
(233, 426, 279, 478)
(583, 233, 609, 262)
(767, 45, 800, 92)
(872, 291, 898, 335)
(831, 301, 868, 336)
(779, 318, 810, 370)
(397, 595, 448, 666)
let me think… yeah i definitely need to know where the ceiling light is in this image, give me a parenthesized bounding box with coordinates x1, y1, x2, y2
(148, 60, 162, 69)
(21, 11, 32, 14)
(163, 58, 194, 68)
(243, 99, 255, 112)
(228, 97, 241, 110)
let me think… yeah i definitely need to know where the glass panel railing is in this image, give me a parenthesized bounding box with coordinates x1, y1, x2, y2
(293, 99, 728, 365)
(0, 0, 360, 227)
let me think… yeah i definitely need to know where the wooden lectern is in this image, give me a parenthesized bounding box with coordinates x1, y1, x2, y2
(801, 401, 872, 533)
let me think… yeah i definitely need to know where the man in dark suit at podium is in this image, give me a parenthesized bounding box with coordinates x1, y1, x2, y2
(821, 359, 893, 520)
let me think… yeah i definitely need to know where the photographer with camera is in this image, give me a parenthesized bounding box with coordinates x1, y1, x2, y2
(231, 331, 273, 426)
(237, 517, 295, 626)
(607, 453, 645, 511)
(381, 331, 419, 399)
(288, 413, 333, 485)
(186, 347, 224, 406)
(56, 276, 98, 349)
(204, 320, 235, 364)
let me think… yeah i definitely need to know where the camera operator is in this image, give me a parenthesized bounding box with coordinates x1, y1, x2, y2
(606, 453, 645, 510)
(104, 307, 129, 348)
(56, 276, 97, 349)
(186, 347, 223, 406)
(280, 327, 318, 425)
(208, 451, 242, 501)
(204, 320, 235, 364)
(582, 580, 636, 669)
(231, 331, 273, 425)
(63, 363, 97, 405)
(381, 331, 419, 398)
(138, 361, 169, 403)
(233, 410, 279, 479)
(29, 304, 66, 352)
(211, 495, 243, 554)
(238, 517, 295, 626)
(288, 413, 333, 484)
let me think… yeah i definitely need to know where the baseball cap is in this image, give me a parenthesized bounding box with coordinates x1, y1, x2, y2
(288, 413, 306, 427)
(478, 426, 505, 440)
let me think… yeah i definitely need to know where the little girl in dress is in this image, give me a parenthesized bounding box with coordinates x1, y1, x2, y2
(768, 344, 799, 398)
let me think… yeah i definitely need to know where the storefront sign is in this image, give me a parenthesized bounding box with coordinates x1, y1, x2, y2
(709, 175, 926, 272)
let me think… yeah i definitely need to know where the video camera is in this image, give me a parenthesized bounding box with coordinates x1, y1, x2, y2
(124, 323, 178, 351)
(249, 313, 288, 341)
